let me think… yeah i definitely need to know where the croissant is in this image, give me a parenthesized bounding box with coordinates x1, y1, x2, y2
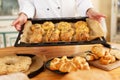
(91, 46, 106, 57)
(99, 52, 116, 65)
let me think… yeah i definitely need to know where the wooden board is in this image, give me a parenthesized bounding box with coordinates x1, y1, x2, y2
(88, 60, 120, 71)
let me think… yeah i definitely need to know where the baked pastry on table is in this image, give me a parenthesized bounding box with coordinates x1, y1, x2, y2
(91, 46, 106, 57)
(85, 53, 99, 61)
(85, 46, 117, 65)
(99, 52, 116, 65)
(49, 56, 90, 73)
(0, 55, 32, 75)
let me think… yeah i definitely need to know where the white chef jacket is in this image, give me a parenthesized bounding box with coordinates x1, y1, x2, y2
(18, 0, 93, 18)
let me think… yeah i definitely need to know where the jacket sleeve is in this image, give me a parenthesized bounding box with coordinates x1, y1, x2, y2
(76, 0, 93, 16)
(18, 0, 35, 18)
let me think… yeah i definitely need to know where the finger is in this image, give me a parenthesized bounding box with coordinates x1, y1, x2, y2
(12, 19, 19, 26)
(15, 23, 22, 31)
(97, 14, 106, 19)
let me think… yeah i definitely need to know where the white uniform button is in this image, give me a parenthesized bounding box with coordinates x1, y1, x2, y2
(47, 8, 50, 11)
(57, 7, 60, 9)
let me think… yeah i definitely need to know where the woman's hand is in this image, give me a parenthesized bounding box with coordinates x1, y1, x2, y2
(12, 13, 28, 31)
(86, 8, 106, 22)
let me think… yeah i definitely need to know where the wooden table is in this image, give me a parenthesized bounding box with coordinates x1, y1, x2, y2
(0, 43, 120, 80)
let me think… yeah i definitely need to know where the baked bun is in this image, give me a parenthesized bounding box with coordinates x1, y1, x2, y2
(74, 21, 89, 33)
(57, 22, 72, 31)
(29, 24, 44, 43)
(49, 29, 60, 42)
(49, 58, 61, 70)
(99, 52, 116, 65)
(73, 33, 89, 41)
(73, 21, 90, 41)
(60, 28, 74, 41)
(42, 29, 54, 42)
(91, 46, 106, 57)
(42, 21, 54, 31)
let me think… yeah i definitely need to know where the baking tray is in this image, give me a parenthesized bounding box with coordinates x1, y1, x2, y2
(14, 17, 107, 47)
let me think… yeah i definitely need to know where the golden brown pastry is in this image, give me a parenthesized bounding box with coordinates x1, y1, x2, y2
(57, 22, 72, 31)
(49, 29, 60, 42)
(29, 32, 42, 43)
(74, 21, 87, 28)
(73, 21, 90, 41)
(99, 52, 116, 65)
(50, 56, 90, 72)
(42, 29, 54, 42)
(72, 56, 90, 70)
(50, 58, 61, 70)
(29, 24, 45, 43)
(42, 21, 55, 31)
(73, 33, 89, 41)
(60, 28, 74, 41)
(0, 55, 32, 75)
(82, 62, 90, 70)
(74, 21, 89, 33)
(91, 46, 106, 57)
(85, 54, 95, 61)
(59, 61, 78, 72)
(30, 24, 42, 32)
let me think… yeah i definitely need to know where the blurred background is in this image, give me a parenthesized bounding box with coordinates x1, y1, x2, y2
(0, 0, 119, 48)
